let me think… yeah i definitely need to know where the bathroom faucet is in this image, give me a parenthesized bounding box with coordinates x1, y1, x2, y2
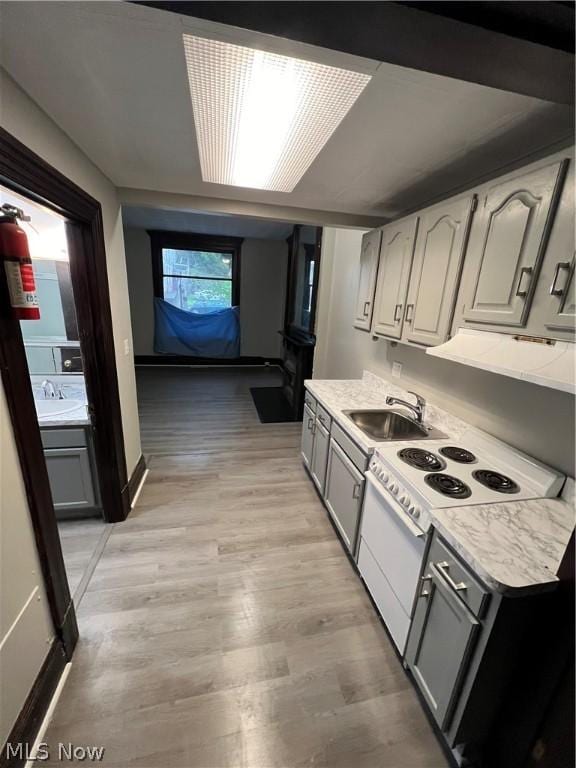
(41, 379, 64, 399)
(386, 391, 426, 424)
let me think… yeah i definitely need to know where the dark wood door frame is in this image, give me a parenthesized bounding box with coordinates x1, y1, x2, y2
(0, 129, 130, 656)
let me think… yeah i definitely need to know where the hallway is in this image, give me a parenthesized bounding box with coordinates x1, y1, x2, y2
(43, 367, 447, 767)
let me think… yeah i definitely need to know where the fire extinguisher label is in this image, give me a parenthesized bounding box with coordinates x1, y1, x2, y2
(4, 258, 40, 309)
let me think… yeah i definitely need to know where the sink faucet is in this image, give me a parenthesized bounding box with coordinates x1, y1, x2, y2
(41, 379, 64, 399)
(385, 391, 426, 424)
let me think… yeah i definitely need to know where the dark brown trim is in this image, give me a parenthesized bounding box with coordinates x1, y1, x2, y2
(0, 244, 75, 656)
(0, 129, 129, 529)
(149, 230, 242, 307)
(0, 640, 67, 768)
(135, 354, 283, 367)
(309, 227, 323, 334)
(127, 453, 147, 506)
(55, 260, 79, 342)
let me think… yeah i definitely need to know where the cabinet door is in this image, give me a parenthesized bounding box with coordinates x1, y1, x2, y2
(301, 404, 315, 469)
(372, 217, 419, 339)
(405, 564, 479, 730)
(310, 420, 330, 494)
(45, 447, 96, 510)
(324, 439, 364, 553)
(354, 229, 382, 331)
(545, 256, 576, 331)
(403, 196, 475, 347)
(462, 161, 566, 328)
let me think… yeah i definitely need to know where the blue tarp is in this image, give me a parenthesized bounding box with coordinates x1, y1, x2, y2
(154, 298, 240, 358)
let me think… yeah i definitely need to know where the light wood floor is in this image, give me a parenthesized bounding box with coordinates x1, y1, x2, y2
(58, 518, 109, 604)
(44, 367, 448, 767)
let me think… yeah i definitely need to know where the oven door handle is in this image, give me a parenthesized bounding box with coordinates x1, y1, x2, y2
(365, 473, 424, 538)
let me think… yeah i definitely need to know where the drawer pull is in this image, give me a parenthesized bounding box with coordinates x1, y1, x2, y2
(550, 262, 571, 296)
(352, 482, 362, 499)
(436, 561, 467, 592)
(515, 266, 533, 298)
(363, 301, 371, 317)
(394, 303, 402, 323)
(318, 414, 327, 427)
(307, 417, 314, 430)
(405, 304, 414, 323)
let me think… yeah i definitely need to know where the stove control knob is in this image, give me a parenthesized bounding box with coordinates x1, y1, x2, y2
(413, 506, 421, 519)
(400, 494, 409, 507)
(390, 483, 398, 495)
(380, 471, 389, 483)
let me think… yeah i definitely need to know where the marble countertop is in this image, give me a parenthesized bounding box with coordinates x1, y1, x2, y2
(39, 415, 91, 427)
(432, 496, 575, 595)
(304, 371, 575, 596)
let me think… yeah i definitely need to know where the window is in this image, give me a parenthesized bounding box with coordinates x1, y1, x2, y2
(150, 232, 241, 313)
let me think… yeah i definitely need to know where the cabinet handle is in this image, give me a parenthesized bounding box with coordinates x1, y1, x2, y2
(394, 303, 402, 322)
(550, 262, 571, 296)
(318, 414, 327, 427)
(436, 561, 467, 592)
(515, 266, 533, 298)
(307, 417, 314, 430)
(312, 422, 317, 435)
(363, 301, 371, 317)
(405, 304, 414, 323)
(352, 482, 362, 499)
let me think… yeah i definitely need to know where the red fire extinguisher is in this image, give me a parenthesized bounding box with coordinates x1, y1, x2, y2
(0, 203, 40, 320)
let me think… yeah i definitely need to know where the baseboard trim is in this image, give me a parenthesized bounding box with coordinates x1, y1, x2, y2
(134, 355, 283, 367)
(0, 640, 67, 768)
(127, 454, 147, 507)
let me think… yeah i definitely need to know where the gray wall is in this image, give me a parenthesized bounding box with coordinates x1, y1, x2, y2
(314, 227, 575, 476)
(123, 228, 288, 359)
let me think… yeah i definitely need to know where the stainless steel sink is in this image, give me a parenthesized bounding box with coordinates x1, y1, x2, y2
(343, 409, 447, 441)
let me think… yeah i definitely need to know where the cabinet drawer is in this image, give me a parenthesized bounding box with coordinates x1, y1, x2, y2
(331, 422, 369, 473)
(41, 427, 87, 449)
(304, 391, 317, 413)
(45, 446, 95, 509)
(316, 403, 331, 431)
(428, 534, 490, 618)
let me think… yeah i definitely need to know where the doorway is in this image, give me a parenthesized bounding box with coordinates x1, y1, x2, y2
(0, 129, 129, 657)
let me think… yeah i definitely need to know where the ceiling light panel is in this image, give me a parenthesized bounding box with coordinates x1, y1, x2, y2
(183, 35, 371, 192)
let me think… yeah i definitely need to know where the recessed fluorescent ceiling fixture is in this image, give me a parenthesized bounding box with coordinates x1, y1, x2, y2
(183, 35, 372, 192)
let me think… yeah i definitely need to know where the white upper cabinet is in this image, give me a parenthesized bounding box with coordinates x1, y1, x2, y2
(353, 229, 382, 331)
(402, 195, 476, 347)
(461, 160, 566, 328)
(372, 217, 419, 340)
(540, 160, 575, 334)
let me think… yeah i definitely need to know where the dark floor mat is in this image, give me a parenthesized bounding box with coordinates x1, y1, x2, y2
(250, 387, 295, 423)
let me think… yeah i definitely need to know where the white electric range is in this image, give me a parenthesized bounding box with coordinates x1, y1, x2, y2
(357, 429, 565, 653)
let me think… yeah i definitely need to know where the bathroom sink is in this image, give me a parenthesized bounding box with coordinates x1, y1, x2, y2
(343, 409, 446, 441)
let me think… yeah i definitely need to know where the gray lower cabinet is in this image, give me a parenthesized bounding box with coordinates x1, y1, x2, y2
(301, 404, 315, 469)
(310, 420, 329, 494)
(41, 426, 100, 517)
(324, 438, 365, 554)
(45, 446, 96, 511)
(405, 561, 480, 729)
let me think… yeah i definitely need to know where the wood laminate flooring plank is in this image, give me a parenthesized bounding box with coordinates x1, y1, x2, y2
(43, 367, 448, 767)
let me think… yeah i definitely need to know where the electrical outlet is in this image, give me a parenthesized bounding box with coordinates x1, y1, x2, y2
(392, 361, 402, 379)
(123, 338, 130, 356)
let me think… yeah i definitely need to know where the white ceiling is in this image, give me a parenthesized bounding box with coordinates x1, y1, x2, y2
(1, 2, 573, 221)
(122, 206, 294, 240)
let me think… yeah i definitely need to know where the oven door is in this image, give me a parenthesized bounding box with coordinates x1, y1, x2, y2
(357, 473, 426, 653)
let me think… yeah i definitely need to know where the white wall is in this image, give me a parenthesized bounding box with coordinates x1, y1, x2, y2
(0, 382, 54, 747)
(124, 228, 288, 359)
(1, 71, 142, 474)
(314, 227, 575, 476)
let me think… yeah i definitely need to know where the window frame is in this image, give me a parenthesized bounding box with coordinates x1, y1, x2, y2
(149, 230, 242, 311)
